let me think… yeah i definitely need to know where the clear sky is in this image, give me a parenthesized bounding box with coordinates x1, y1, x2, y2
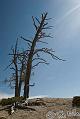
(0, 0, 80, 98)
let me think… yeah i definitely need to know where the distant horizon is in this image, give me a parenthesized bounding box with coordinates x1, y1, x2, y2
(0, 91, 78, 99)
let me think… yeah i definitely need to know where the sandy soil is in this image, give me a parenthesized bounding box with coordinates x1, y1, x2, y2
(0, 98, 80, 119)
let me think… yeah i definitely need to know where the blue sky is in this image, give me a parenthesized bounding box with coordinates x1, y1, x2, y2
(0, 0, 80, 98)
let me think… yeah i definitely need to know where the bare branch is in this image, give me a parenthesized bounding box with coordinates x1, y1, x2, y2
(43, 22, 48, 27)
(37, 40, 48, 44)
(51, 54, 66, 61)
(35, 17, 40, 24)
(32, 61, 49, 69)
(36, 53, 40, 58)
(27, 42, 31, 48)
(32, 16, 38, 30)
(10, 67, 16, 71)
(42, 12, 48, 19)
(45, 17, 53, 20)
(15, 38, 18, 54)
(27, 83, 35, 87)
(20, 36, 32, 43)
(32, 57, 48, 63)
(42, 14, 44, 19)
(9, 50, 29, 57)
(42, 26, 53, 29)
(37, 32, 53, 39)
(4, 62, 13, 71)
(42, 33, 53, 38)
(33, 48, 65, 61)
(1, 77, 15, 89)
(34, 48, 55, 55)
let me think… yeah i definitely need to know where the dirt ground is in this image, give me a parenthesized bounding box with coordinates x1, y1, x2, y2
(0, 98, 80, 119)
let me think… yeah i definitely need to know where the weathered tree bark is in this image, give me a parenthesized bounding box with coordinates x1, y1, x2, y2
(15, 63, 19, 97)
(24, 61, 32, 99)
(19, 79, 23, 96)
(10, 39, 19, 97)
(24, 13, 48, 99)
(18, 63, 24, 96)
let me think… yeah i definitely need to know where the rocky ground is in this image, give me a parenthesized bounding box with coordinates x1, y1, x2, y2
(0, 98, 80, 119)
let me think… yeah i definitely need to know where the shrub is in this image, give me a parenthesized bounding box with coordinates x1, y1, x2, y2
(72, 96, 80, 107)
(28, 100, 46, 106)
(0, 96, 24, 106)
(0, 117, 7, 119)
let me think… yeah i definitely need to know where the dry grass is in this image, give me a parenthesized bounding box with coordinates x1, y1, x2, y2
(0, 98, 80, 119)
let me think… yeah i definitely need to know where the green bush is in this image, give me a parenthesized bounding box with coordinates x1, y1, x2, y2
(72, 96, 80, 107)
(0, 96, 24, 106)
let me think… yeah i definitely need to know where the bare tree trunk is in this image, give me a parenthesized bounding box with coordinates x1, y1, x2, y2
(24, 13, 48, 99)
(18, 64, 24, 96)
(19, 79, 23, 96)
(15, 65, 19, 97)
(23, 13, 64, 99)
(24, 77, 29, 98)
(24, 61, 32, 99)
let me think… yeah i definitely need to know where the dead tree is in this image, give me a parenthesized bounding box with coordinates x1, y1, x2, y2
(18, 52, 27, 96)
(4, 39, 23, 97)
(4, 39, 30, 97)
(18, 62, 25, 96)
(6, 39, 19, 97)
(3, 12, 65, 99)
(20, 12, 65, 99)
